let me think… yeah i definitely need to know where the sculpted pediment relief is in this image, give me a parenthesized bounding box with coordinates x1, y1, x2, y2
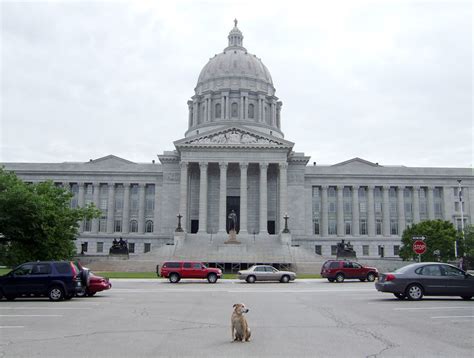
(183, 129, 283, 146)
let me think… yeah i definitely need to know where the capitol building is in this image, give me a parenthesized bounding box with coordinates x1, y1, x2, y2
(4, 22, 472, 265)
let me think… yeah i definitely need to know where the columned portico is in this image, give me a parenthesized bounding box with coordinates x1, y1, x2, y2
(240, 162, 248, 234)
(279, 162, 288, 233)
(259, 163, 268, 234)
(179, 161, 189, 232)
(218, 162, 228, 233)
(198, 162, 208, 233)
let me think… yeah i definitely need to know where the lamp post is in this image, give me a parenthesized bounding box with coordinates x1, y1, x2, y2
(175, 213, 183, 232)
(283, 213, 290, 233)
(457, 179, 464, 258)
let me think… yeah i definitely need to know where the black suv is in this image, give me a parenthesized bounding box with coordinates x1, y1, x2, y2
(0, 261, 83, 301)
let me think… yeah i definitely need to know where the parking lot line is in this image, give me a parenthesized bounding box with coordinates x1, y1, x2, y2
(431, 316, 474, 319)
(394, 307, 471, 311)
(0, 315, 63, 317)
(0, 326, 24, 328)
(0, 307, 93, 310)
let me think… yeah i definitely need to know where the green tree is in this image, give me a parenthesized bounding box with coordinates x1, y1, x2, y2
(399, 220, 457, 262)
(0, 168, 100, 266)
(458, 225, 474, 258)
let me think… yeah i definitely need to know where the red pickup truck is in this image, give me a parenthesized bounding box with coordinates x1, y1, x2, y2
(159, 261, 222, 283)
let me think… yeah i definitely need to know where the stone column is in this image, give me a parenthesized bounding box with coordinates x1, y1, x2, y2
(413, 186, 420, 223)
(192, 101, 197, 126)
(271, 101, 277, 126)
(138, 183, 146, 234)
(187, 100, 193, 127)
(240, 162, 248, 234)
(259, 163, 268, 234)
(352, 186, 359, 236)
(336, 185, 344, 236)
(321, 185, 328, 237)
(427, 186, 435, 219)
(207, 97, 212, 122)
(244, 95, 248, 120)
(367, 186, 375, 237)
(122, 183, 130, 234)
(91, 182, 100, 233)
(279, 163, 288, 233)
(240, 95, 244, 120)
(179, 162, 189, 232)
(198, 162, 208, 233)
(225, 94, 230, 119)
(258, 96, 264, 122)
(78, 182, 85, 232)
(382, 186, 390, 236)
(397, 186, 405, 235)
(218, 162, 228, 233)
(106, 183, 115, 234)
(153, 183, 160, 234)
(443, 186, 454, 221)
(221, 96, 225, 120)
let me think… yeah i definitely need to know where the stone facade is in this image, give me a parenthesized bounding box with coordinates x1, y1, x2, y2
(2, 22, 472, 260)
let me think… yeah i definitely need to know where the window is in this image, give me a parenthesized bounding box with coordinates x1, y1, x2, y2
(417, 265, 442, 276)
(443, 265, 464, 277)
(376, 219, 382, 235)
(84, 219, 92, 232)
(359, 202, 367, 213)
(130, 220, 138, 233)
(315, 245, 322, 255)
(329, 202, 336, 213)
(128, 243, 135, 253)
(375, 202, 382, 213)
(99, 217, 107, 232)
(391, 220, 398, 235)
(33, 264, 52, 275)
(434, 187, 442, 198)
(455, 202, 465, 212)
(405, 203, 412, 213)
(328, 220, 337, 235)
(144, 243, 151, 253)
(394, 245, 400, 256)
(146, 198, 154, 212)
(359, 187, 366, 198)
(343, 187, 351, 197)
(345, 221, 351, 235)
(114, 220, 122, 232)
(331, 245, 337, 255)
(145, 220, 154, 233)
(215, 103, 221, 118)
(248, 103, 254, 118)
(378, 245, 385, 257)
(314, 219, 320, 235)
(362, 245, 369, 256)
(344, 202, 352, 214)
(183, 262, 192, 268)
(360, 219, 367, 235)
(97, 242, 103, 253)
(231, 102, 238, 117)
(328, 187, 336, 197)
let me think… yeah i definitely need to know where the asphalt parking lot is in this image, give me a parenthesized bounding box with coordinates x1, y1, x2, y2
(1, 279, 473, 357)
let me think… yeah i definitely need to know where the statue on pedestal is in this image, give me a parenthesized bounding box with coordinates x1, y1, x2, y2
(109, 237, 129, 255)
(336, 239, 356, 259)
(225, 210, 240, 244)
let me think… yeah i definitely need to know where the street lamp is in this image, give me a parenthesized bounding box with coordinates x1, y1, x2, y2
(283, 213, 290, 234)
(457, 179, 465, 258)
(175, 213, 183, 232)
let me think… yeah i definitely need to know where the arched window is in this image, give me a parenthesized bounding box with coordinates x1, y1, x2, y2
(145, 220, 154, 233)
(215, 103, 221, 118)
(248, 103, 254, 119)
(130, 220, 138, 233)
(231, 102, 238, 117)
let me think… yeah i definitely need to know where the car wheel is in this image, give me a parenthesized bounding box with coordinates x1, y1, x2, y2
(280, 275, 290, 283)
(48, 286, 64, 301)
(207, 273, 218, 283)
(335, 273, 345, 283)
(406, 284, 423, 300)
(169, 273, 180, 283)
(461, 296, 472, 300)
(246, 275, 256, 283)
(394, 293, 406, 300)
(76, 288, 87, 297)
(327, 278, 335, 283)
(367, 273, 376, 282)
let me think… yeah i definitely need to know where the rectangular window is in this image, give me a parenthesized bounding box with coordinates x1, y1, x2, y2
(345, 221, 351, 235)
(144, 243, 151, 253)
(390, 220, 398, 235)
(394, 245, 400, 256)
(359, 202, 367, 213)
(97, 242, 103, 253)
(362, 245, 369, 256)
(375, 202, 382, 213)
(331, 245, 337, 256)
(329, 202, 336, 213)
(146, 198, 154, 212)
(376, 219, 382, 235)
(328, 220, 337, 235)
(100, 199, 108, 210)
(114, 220, 122, 232)
(405, 203, 412, 213)
(360, 219, 367, 235)
(84, 220, 92, 232)
(314, 219, 320, 235)
(99, 218, 107, 232)
(315, 245, 322, 255)
(344, 202, 352, 214)
(128, 243, 135, 254)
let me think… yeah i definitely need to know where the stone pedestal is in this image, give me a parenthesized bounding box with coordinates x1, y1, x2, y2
(174, 231, 185, 247)
(281, 233, 291, 245)
(225, 229, 241, 244)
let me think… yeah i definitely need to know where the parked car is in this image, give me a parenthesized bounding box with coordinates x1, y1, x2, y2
(0, 261, 83, 301)
(375, 262, 474, 300)
(159, 261, 222, 283)
(321, 260, 378, 283)
(237, 265, 296, 283)
(77, 271, 111, 297)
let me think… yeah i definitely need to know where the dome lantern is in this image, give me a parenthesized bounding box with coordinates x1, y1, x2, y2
(226, 18, 245, 50)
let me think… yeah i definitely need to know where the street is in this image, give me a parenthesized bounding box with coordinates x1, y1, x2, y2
(1, 279, 473, 357)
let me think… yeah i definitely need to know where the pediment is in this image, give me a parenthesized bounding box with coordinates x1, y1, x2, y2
(175, 127, 293, 149)
(332, 157, 382, 168)
(86, 155, 135, 165)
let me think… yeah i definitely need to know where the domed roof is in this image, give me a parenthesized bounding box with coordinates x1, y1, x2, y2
(196, 20, 273, 88)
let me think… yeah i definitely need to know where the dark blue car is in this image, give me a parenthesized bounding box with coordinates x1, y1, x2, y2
(0, 261, 83, 301)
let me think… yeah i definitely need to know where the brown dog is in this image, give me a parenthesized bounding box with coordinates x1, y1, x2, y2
(231, 303, 251, 342)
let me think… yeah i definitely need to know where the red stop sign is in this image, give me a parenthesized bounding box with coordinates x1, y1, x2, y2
(413, 240, 427, 255)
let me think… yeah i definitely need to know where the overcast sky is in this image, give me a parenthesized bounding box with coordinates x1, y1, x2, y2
(1, 0, 472, 167)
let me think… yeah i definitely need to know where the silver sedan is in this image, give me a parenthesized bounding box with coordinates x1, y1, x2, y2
(237, 265, 296, 283)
